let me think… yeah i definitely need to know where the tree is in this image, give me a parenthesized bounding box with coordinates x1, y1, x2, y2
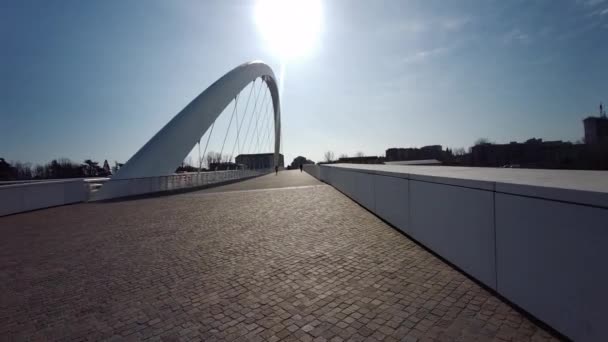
(42, 158, 84, 179)
(0, 158, 13, 180)
(112, 161, 123, 174)
(33, 164, 45, 179)
(102, 160, 111, 176)
(83, 159, 101, 177)
(0, 157, 108, 180)
(452, 147, 466, 156)
(339, 153, 348, 159)
(290, 156, 314, 168)
(474, 138, 492, 146)
(222, 153, 231, 163)
(205, 151, 230, 170)
(355, 151, 365, 158)
(13, 162, 32, 180)
(323, 151, 335, 163)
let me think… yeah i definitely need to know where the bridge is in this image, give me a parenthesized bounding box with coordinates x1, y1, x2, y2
(0, 170, 561, 341)
(1, 61, 605, 341)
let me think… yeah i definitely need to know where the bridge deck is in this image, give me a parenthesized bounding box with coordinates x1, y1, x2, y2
(0, 170, 558, 341)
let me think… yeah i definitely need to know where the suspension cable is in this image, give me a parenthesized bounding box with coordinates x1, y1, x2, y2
(219, 96, 239, 162)
(197, 139, 201, 174)
(264, 96, 274, 152)
(227, 93, 240, 162)
(233, 94, 240, 158)
(265, 98, 274, 153)
(234, 80, 255, 154)
(254, 99, 266, 154)
(256, 94, 272, 153)
(201, 120, 215, 169)
(241, 80, 264, 154)
(248, 86, 269, 154)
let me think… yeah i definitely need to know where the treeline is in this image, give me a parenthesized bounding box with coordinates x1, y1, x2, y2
(0, 158, 113, 181)
(176, 151, 233, 172)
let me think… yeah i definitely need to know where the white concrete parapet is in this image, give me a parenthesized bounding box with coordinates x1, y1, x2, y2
(304, 163, 608, 342)
(0, 179, 87, 216)
(0, 170, 270, 215)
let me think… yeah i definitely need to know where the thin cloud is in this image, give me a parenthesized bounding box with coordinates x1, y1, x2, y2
(585, 0, 606, 6)
(441, 17, 471, 31)
(379, 16, 471, 36)
(558, 20, 603, 40)
(503, 28, 531, 44)
(576, 0, 607, 7)
(587, 5, 608, 16)
(393, 21, 428, 34)
(400, 47, 449, 64)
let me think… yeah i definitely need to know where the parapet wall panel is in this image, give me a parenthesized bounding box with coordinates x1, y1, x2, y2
(496, 194, 608, 342)
(373, 175, 409, 233)
(354, 172, 375, 211)
(0, 181, 86, 216)
(410, 180, 497, 289)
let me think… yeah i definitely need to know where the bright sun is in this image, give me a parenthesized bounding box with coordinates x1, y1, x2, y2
(255, 0, 322, 59)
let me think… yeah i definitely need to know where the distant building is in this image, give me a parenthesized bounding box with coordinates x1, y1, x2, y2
(470, 138, 580, 168)
(337, 156, 385, 164)
(235, 153, 284, 169)
(583, 116, 608, 144)
(386, 145, 444, 161)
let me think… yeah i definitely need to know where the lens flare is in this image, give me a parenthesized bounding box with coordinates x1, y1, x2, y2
(255, 0, 322, 59)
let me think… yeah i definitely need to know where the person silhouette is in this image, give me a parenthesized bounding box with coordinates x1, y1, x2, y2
(299, 164, 303, 172)
(275, 165, 278, 175)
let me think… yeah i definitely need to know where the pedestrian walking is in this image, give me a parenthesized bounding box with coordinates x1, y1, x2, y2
(299, 164, 303, 172)
(275, 165, 278, 175)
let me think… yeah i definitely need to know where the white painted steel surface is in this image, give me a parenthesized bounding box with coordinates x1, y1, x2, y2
(304, 163, 608, 341)
(112, 61, 281, 180)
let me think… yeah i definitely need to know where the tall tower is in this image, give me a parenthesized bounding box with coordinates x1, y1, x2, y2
(583, 103, 608, 144)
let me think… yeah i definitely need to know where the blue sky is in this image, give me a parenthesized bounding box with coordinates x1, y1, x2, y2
(1, 0, 607, 166)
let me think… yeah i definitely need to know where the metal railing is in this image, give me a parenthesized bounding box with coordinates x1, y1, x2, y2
(90, 169, 271, 201)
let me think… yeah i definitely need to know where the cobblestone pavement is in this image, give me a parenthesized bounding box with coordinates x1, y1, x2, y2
(0, 171, 560, 341)
(192, 169, 323, 194)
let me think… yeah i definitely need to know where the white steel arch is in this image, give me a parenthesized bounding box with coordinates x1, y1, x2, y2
(112, 61, 281, 180)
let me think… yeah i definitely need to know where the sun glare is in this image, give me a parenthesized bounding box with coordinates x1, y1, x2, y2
(255, 0, 322, 59)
